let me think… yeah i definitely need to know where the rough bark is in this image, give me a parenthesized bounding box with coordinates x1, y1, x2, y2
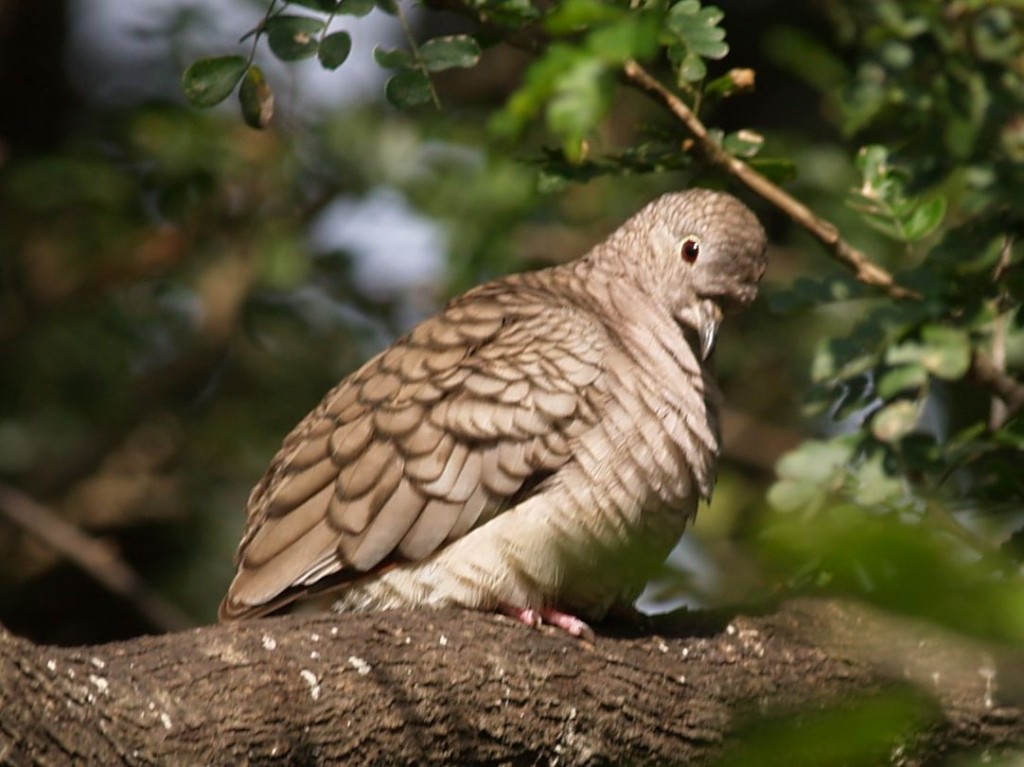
(1, 599, 1021, 765)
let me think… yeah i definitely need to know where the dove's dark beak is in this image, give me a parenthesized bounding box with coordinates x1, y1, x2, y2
(698, 300, 723, 360)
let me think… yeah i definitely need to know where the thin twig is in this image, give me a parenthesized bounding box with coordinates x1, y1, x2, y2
(396, 0, 442, 109)
(622, 59, 918, 300)
(0, 482, 193, 633)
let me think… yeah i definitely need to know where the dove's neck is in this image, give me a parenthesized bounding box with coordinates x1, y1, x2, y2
(561, 251, 722, 498)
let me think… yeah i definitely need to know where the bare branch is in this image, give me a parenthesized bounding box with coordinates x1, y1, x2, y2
(972, 351, 1024, 426)
(0, 482, 192, 633)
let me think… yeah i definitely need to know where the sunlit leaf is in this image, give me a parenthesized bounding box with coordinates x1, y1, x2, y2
(775, 438, 854, 485)
(718, 691, 932, 767)
(585, 14, 661, 63)
(238, 65, 274, 129)
(679, 51, 707, 82)
(763, 508, 1024, 642)
(903, 196, 946, 241)
(667, 0, 728, 59)
(722, 129, 764, 158)
(919, 326, 971, 379)
(871, 399, 920, 442)
(546, 57, 612, 162)
(887, 327, 970, 381)
(545, 0, 625, 33)
(767, 479, 823, 513)
(419, 35, 482, 72)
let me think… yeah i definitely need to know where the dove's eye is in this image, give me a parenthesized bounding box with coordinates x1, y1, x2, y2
(680, 237, 701, 264)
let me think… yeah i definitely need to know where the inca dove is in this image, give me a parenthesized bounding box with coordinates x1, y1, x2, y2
(220, 189, 767, 637)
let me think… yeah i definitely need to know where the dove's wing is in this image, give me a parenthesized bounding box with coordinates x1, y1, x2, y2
(219, 274, 611, 620)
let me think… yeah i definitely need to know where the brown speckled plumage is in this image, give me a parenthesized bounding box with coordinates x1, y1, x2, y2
(220, 189, 768, 624)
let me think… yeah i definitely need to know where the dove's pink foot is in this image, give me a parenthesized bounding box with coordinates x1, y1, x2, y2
(500, 604, 542, 628)
(539, 607, 595, 641)
(499, 604, 595, 641)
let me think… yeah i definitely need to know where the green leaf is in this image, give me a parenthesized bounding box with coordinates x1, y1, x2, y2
(920, 326, 971, 379)
(747, 157, 798, 183)
(266, 15, 324, 61)
(238, 65, 274, 129)
(585, 15, 661, 63)
(385, 69, 433, 108)
(419, 35, 482, 72)
(871, 400, 920, 442)
(375, 0, 398, 14)
(284, 0, 337, 10)
(852, 452, 906, 507)
(490, 44, 577, 138)
(546, 58, 612, 163)
(545, 0, 625, 34)
(680, 51, 707, 82)
(704, 68, 755, 100)
(877, 364, 928, 399)
(181, 55, 248, 107)
(812, 336, 878, 384)
(373, 46, 414, 69)
(887, 327, 971, 381)
(722, 129, 764, 158)
(903, 196, 946, 241)
(718, 692, 932, 767)
(338, 0, 375, 15)
(767, 479, 824, 514)
(318, 31, 352, 69)
(775, 438, 854, 485)
(667, 0, 729, 59)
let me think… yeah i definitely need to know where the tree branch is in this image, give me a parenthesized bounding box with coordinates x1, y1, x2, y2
(621, 59, 917, 301)
(0, 483, 192, 633)
(1, 600, 1021, 765)
(972, 350, 1024, 426)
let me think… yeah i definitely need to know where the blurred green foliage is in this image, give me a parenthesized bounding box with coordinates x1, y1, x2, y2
(2, 0, 1023, 760)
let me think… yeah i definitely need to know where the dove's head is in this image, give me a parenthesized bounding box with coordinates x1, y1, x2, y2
(614, 188, 768, 360)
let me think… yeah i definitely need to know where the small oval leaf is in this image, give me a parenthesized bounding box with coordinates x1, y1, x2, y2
(182, 55, 248, 107)
(318, 31, 352, 69)
(385, 69, 433, 108)
(266, 15, 324, 61)
(871, 400, 920, 443)
(419, 35, 482, 72)
(239, 65, 274, 129)
(877, 364, 928, 400)
(373, 46, 414, 69)
(920, 325, 971, 379)
(903, 196, 947, 241)
(339, 0, 376, 16)
(286, 0, 338, 10)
